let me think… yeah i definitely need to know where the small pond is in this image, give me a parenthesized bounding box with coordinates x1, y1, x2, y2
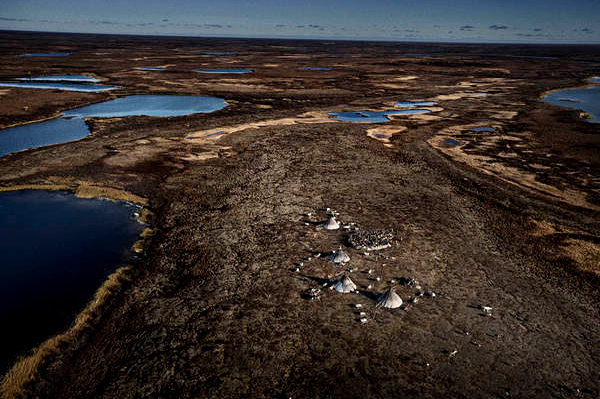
(471, 126, 494, 132)
(300, 67, 331, 71)
(17, 75, 100, 82)
(0, 190, 144, 371)
(195, 68, 252, 74)
(19, 52, 70, 57)
(329, 109, 430, 123)
(541, 86, 600, 123)
(136, 67, 165, 71)
(444, 139, 460, 146)
(0, 82, 117, 92)
(395, 101, 437, 107)
(198, 51, 236, 55)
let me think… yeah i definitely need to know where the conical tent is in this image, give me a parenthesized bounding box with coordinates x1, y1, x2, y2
(330, 248, 350, 264)
(323, 216, 340, 230)
(335, 275, 357, 293)
(377, 287, 403, 309)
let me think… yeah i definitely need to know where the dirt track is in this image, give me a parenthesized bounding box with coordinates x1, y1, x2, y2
(0, 32, 599, 398)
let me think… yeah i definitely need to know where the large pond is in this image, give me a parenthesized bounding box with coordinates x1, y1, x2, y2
(0, 117, 90, 157)
(62, 95, 227, 118)
(0, 190, 144, 371)
(196, 68, 252, 74)
(541, 85, 600, 123)
(0, 95, 227, 157)
(329, 109, 431, 123)
(0, 82, 117, 92)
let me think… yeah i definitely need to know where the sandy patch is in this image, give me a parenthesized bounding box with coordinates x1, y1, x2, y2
(366, 126, 408, 147)
(434, 92, 490, 101)
(492, 110, 518, 120)
(185, 111, 335, 144)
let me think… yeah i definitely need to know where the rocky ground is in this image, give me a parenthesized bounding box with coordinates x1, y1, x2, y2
(0, 31, 599, 398)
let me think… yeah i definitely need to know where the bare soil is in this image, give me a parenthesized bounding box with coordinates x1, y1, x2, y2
(0, 31, 599, 398)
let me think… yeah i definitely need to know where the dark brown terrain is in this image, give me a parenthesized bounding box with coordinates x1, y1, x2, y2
(0, 31, 599, 398)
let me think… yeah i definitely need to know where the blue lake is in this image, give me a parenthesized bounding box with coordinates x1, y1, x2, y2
(444, 139, 460, 146)
(329, 109, 430, 123)
(0, 190, 144, 371)
(17, 75, 100, 82)
(300, 67, 331, 71)
(62, 95, 227, 118)
(471, 126, 494, 132)
(136, 67, 165, 71)
(541, 86, 600, 123)
(196, 68, 252, 74)
(1, 95, 227, 157)
(591, 77, 600, 84)
(0, 82, 117, 92)
(0, 117, 90, 157)
(19, 52, 70, 57)
(396, 101, 437, 107)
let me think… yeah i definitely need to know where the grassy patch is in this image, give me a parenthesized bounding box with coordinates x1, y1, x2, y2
(0, 265, 133, 398)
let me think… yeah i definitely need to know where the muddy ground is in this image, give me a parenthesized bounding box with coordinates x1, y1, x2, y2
(0, 31, 599, 398)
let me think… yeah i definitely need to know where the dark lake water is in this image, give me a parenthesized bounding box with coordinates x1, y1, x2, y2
(329, 109, 430, 123)
(195, 68, 252, 74)
(17, 75, 100, 82)
(0, 190, 144, 371)
(542, 86, 600, 123)
(0, 117, 90, 157)
(300, 67, 331, 71)
(0, 82, 117, 92)
(0, 95, 227, 157)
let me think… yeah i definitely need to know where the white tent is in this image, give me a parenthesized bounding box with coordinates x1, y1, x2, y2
(377, 287, 403, 309)
(335, 275, 357, 293)
(330, 248, 350, 264)
(322, 215, 340, 230)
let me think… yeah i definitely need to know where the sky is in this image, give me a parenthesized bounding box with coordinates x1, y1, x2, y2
(1, 0, 600, 43)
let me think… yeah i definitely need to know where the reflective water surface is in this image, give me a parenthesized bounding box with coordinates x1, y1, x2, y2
(0, 190, 144, 371)
(0, 82, 117, 92)
(17, 75, 100, 82)
(196, 68, 252, 74)
(542, 86, 600, 123)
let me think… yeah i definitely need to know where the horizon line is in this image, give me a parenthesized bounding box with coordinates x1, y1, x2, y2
(2, 29, 600, 46)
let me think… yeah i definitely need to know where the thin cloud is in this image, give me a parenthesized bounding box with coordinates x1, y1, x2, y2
(0, 17, 29, 22)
